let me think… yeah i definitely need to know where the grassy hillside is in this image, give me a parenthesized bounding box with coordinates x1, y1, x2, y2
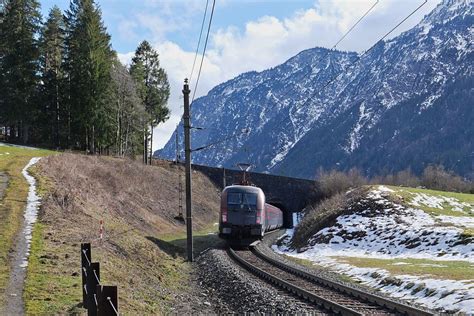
(24, 154, 222, 315)
(0, 144, 54, 310)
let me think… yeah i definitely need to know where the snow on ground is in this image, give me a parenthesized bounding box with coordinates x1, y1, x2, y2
(408, 191, 473, 214)
(20, 157, 41, 268)
(0, 142, 38, 150)
(274, 186, 474, 314)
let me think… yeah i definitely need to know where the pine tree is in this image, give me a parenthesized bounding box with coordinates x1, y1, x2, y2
(130, 40, 170, 164)
(64, 0, 113, 152)
(38, 5, 65, 147)
(0, 0, 42, 143)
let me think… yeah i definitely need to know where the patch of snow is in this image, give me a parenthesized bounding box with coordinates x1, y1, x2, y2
(345, 102, 373, 153)
(0, 142, 38, 150)
(436, 215, 474, 228)
(267, 134, 295, 169)
(408, 192, 473, 214)
(420, 93, 442, 110)
(377, 185, 394, 193)
(20, 157, 41, 268)
(419, 21, 433, 36)
(274, 186, 474, 313)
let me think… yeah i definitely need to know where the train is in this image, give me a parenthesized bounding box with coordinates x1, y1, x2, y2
(219, 184, 284, 243)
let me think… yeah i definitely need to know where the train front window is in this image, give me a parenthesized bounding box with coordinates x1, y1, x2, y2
(243, 193, 257, 207)
(227, 192, 242, 205)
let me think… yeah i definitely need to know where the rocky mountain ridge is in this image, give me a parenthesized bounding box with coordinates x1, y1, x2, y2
(158, 0, 473, 179)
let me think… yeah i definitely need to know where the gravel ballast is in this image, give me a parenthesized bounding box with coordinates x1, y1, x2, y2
(262, 230, 434, 314)
(195, 248, 326, 314)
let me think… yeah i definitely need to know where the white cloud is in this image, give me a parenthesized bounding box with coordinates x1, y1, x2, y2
(117, 52, 135, 66)
(119, 0, 441, 151)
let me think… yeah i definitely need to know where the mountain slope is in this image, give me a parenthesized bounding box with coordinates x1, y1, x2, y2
(158, 0, 473, 179)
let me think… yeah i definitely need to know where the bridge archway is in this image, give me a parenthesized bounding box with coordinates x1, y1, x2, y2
(266, 199, 293, 229)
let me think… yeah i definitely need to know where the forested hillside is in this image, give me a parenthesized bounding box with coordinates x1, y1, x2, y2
(0, 0, 169, 163)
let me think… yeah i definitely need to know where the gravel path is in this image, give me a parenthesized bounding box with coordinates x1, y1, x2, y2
(194, 248, 327, 314)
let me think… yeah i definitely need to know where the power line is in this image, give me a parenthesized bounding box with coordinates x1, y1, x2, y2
(317, 0, 428, 96)
(332, 0, 380, 51)
(268, 0, 429, 140)
(191, 0, 216, 106)
(218, 0, 381, 164)
(192, 128, 250, 152)
(268, 0, 380, 108)
(189, 0, 210, 83)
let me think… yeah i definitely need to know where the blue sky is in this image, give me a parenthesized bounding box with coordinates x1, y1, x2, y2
(39, 0, 441, 149)
(39, 0, 317, 55)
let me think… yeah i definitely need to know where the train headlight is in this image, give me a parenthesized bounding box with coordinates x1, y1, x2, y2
(256, 210, 261, 224)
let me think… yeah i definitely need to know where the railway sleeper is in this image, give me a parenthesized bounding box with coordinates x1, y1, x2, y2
(229, 248, 362, 316)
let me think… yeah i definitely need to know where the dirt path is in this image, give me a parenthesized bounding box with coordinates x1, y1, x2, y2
(3, 158, 41, 315)
(4, 229, 27, 315)
(0, 171, 7, 200)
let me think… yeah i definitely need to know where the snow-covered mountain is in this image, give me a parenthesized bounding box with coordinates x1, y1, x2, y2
(158, 0, 473, 179)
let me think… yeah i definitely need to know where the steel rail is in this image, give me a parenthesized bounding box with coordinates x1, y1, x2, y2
(228, 247, 362, 315)
(253, 239, 434, 316)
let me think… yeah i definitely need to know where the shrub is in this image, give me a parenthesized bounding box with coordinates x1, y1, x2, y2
(291, 188, 366, 249)
(371, 168, 421, 188)
(316, 167, 367, 198)
(421, 165, 472, 193)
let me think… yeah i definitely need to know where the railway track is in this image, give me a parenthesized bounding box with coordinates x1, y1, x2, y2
(228, 244, 434, 316)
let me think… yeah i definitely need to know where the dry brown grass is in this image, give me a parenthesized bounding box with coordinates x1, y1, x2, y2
(291, 188, 367, 249)
(24, 154, 220, 315)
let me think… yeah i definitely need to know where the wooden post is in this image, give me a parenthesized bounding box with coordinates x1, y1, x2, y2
(81, 243, 91, 307)
(87, 262, 100, 316)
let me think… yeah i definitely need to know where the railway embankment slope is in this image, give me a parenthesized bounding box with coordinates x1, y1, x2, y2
(274, 185, 474, 314)
(24, 154, 222, 314)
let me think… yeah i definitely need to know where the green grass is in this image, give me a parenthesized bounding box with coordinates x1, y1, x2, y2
(0, 144, 55, 309)
(332, 256, 474, 281)
(280, 254, 364, 286)
(383, 185, 474, 217)
(158, 223, 224, 256)
(24, 223, 82, 315)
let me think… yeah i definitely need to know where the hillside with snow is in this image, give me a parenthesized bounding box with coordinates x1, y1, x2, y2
(158, 0, 473, 179)
(274, 186, 474, 314)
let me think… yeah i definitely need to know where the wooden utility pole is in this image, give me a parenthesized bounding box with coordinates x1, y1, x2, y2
(183, 79, 193, 262)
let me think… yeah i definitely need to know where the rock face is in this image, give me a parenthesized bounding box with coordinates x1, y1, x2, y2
(158, 0, 473, 179)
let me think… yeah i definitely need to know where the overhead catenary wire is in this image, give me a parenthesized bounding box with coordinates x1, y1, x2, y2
(263, 0, 429, 142)
(268, 0, 380, 108)
(191, 0, 216, 106)
(275, 0, 429, 123)
(318, 0, 428, 96)
(331, 0, 380, 50)
(181, 1, 378, 157)
(192, 128, 250, 152)
(189, 0, 210, 83)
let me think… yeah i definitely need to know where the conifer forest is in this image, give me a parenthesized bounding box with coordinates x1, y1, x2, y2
(0, 0, 170, 162)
